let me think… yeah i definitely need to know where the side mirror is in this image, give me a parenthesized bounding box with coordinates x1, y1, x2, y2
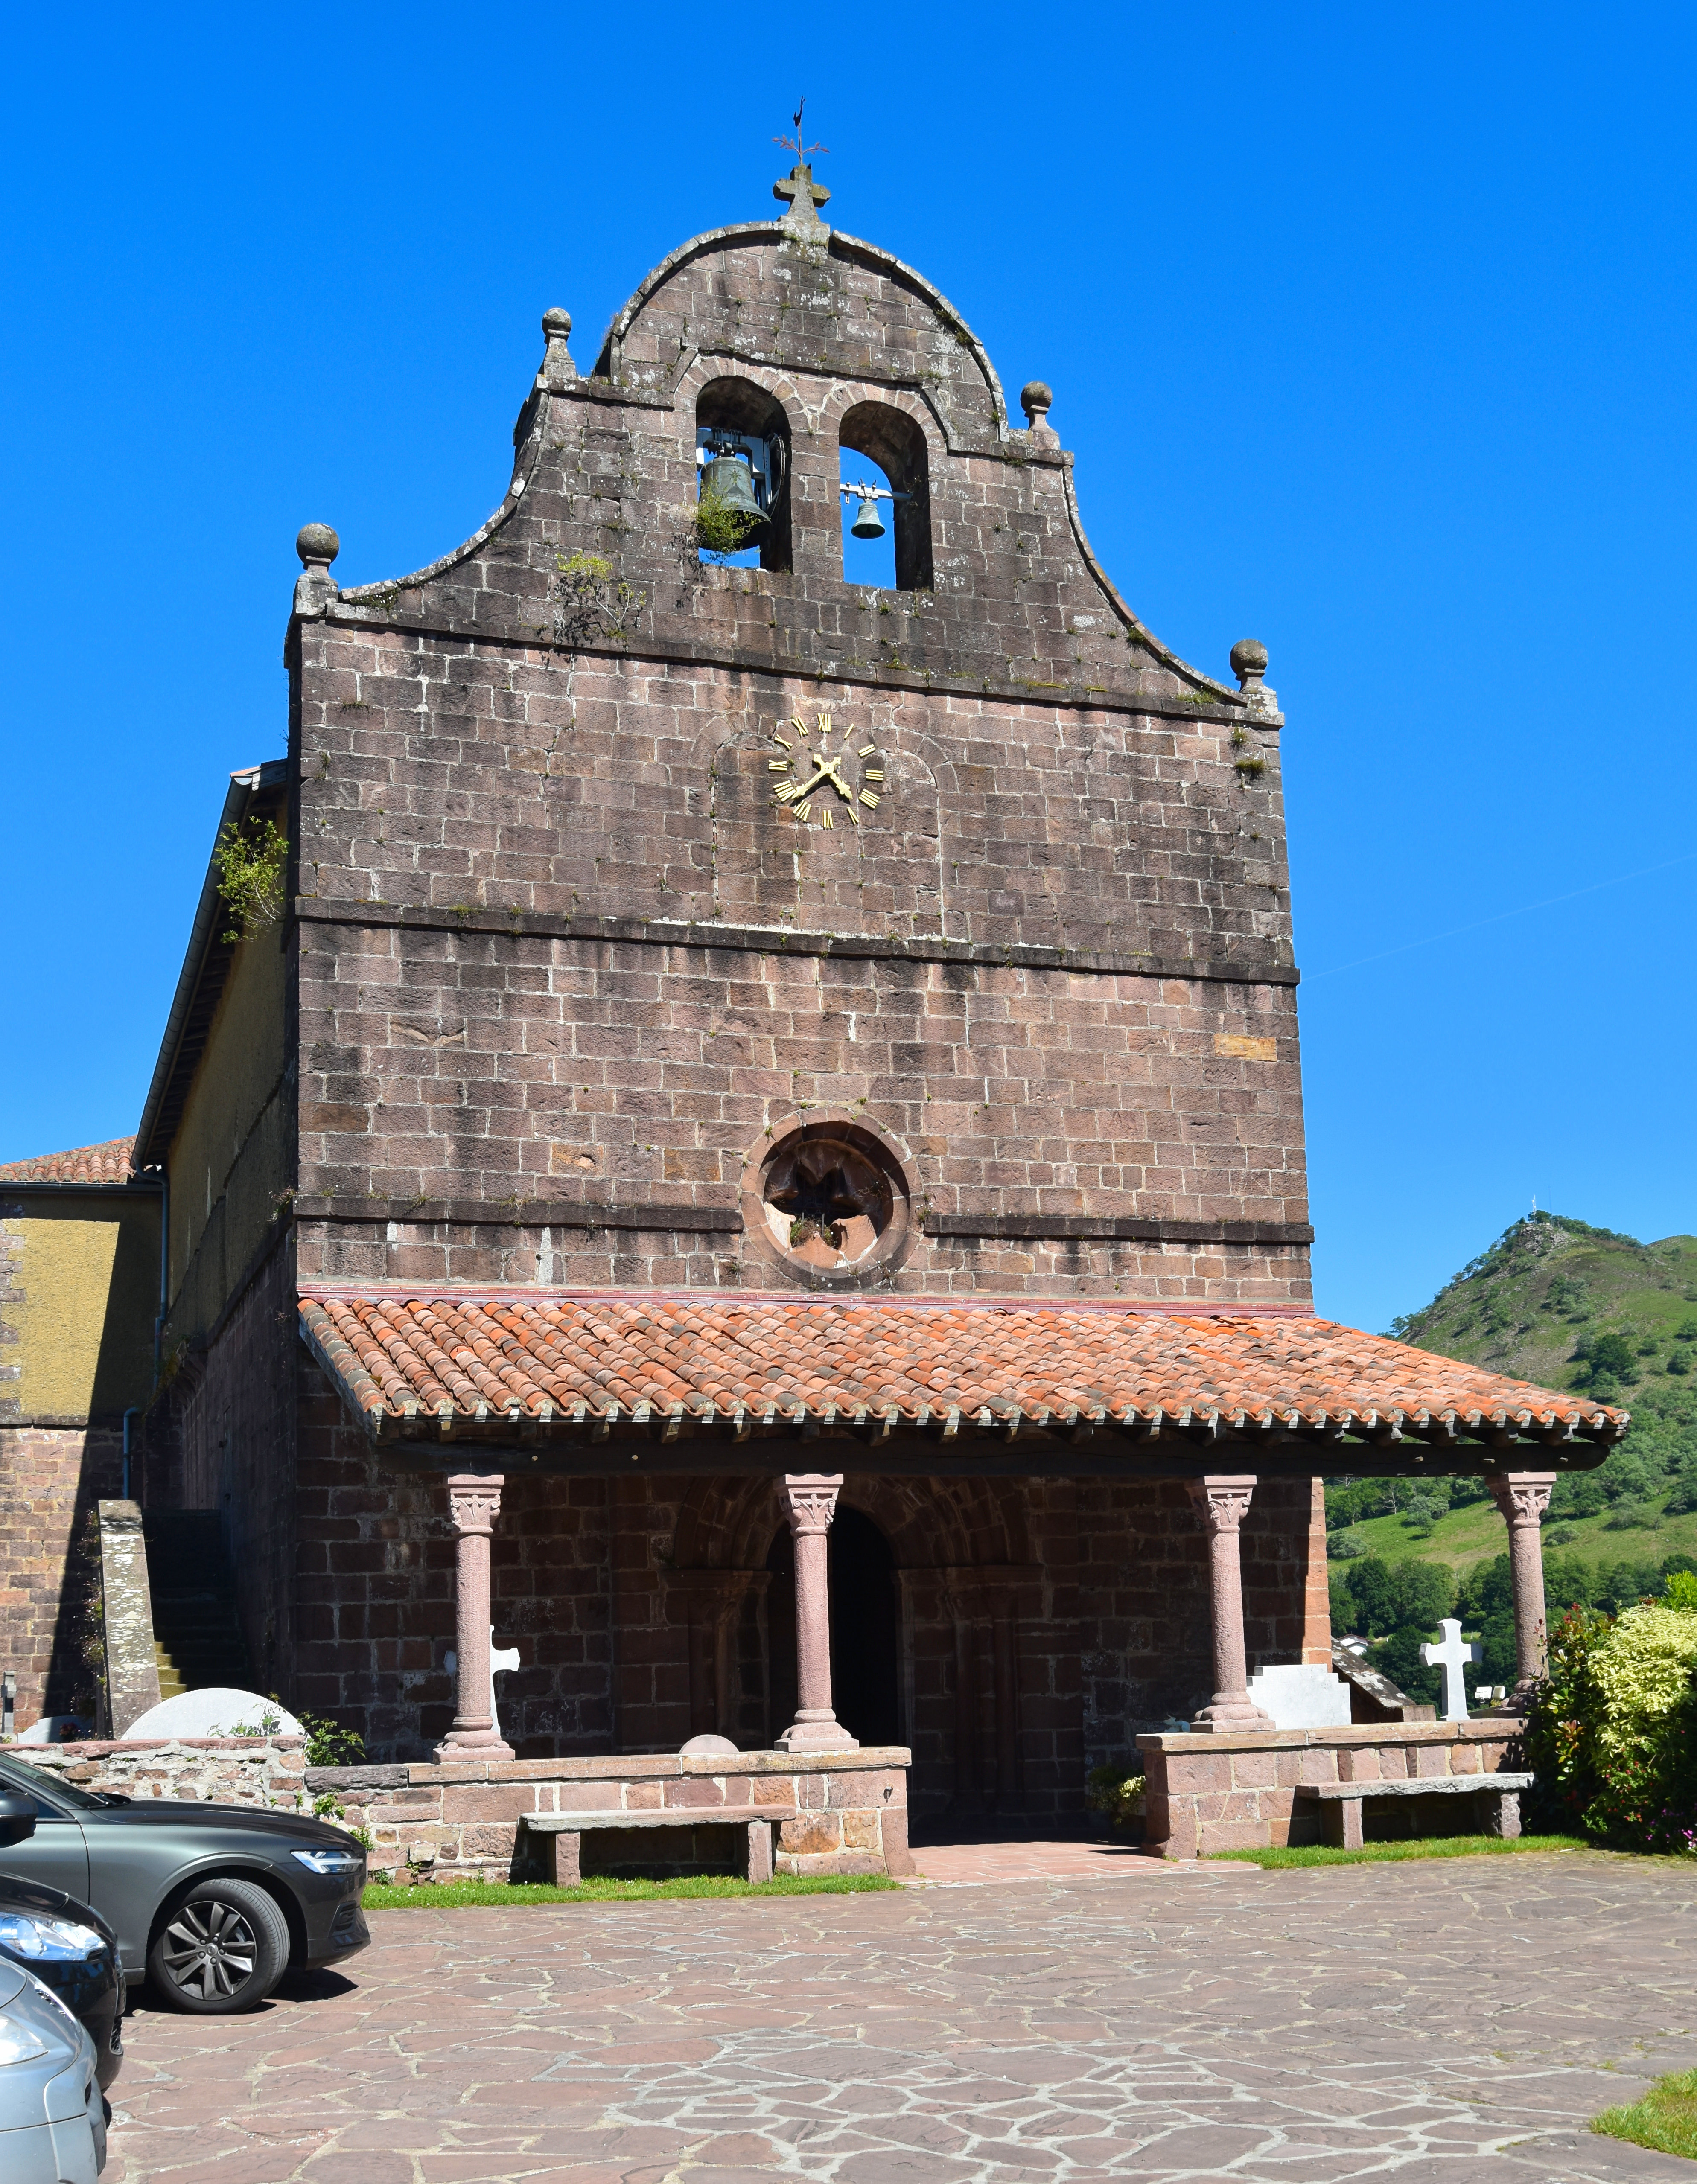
(0, 1794, 38, 1849)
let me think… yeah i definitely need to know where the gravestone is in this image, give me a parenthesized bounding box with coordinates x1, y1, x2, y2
(1421, 1618, 1482, 1723)
(1245, 1662, 1352, 1728)
(445, 1627, 522, 1741)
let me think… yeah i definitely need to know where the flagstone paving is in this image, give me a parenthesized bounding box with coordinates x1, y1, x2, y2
(105, 1849, 1697, 2183)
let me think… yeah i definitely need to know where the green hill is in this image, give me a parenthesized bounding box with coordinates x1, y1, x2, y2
(1327, 1212, 1697, 1587)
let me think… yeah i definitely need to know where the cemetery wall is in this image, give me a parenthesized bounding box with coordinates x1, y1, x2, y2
(306, 1747, 914, 1884)
(11, 1735, 309, 1807)
(1138, 1719, 1526, 1858)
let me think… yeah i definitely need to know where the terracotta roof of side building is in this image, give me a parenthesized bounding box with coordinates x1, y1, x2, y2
(0, 1137, 138, 1183)
(297, 1293, 1627, 1459)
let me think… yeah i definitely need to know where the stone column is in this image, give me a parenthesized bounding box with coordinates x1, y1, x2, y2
(435, 1473, 514, 1762)
(1185, 1476, 1274, 1732)
(776, 1474, 859, 1751)
(1488, 1471, 1557, 1697)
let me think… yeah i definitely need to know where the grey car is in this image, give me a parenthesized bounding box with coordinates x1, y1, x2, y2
(0, 1958, 106, 2182)
(0, 1754, 368, 2013)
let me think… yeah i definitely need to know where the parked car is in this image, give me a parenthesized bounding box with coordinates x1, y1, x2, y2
(0, 1867, 122, 2092)
(0, 1957, 106, 2182)
(0, 1754, 369, 2014)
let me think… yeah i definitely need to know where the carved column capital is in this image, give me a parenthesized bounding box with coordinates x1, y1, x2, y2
(446, 1473, 505, 1537)
(1488, 1471, 1556, 1527)
(1185, 1476, 1258, 1537)
(781, 1473, 843, 1538)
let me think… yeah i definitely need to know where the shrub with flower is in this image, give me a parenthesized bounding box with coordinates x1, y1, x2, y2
(1525, 1572, 1697, 1851)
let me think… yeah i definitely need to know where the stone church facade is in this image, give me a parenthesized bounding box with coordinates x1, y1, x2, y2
(15, 162, 1615, 1825)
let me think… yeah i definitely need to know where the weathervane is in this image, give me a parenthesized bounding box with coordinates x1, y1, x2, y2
(773, 96, 831, 233)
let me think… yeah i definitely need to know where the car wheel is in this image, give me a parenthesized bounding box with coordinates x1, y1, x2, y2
(147, 1877, 291, 2013)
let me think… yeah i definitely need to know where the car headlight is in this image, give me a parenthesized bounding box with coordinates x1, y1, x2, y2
(0, 2015, 51, 2066)
(290, 1848, 364, 1876)
(0, 1913, 104, 1960)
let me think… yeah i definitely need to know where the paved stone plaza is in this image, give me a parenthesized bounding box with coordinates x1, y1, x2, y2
(105, 1849, 1697, 2183)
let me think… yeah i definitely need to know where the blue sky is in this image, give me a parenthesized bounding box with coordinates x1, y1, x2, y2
(3, 3, 1692, 1332)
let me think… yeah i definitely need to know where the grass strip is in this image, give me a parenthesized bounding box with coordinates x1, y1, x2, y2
(1208, 1832, 1591, 1870)
(364, 1874, 900, 1909)
(1593, 2067, 1697, 2161)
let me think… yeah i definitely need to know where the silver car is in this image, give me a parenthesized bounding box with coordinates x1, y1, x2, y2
(0, 1957, 106, 2181)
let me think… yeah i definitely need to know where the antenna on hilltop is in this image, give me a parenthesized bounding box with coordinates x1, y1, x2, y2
(775, 96, 828, 164)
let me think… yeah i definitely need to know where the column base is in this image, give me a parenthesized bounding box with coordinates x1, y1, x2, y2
(433, 1728, 516, 1762)
(776, 1710, 860, 1752)
(1188, 1695, 1276, 1733)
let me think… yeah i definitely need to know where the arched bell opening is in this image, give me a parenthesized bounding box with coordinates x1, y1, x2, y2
(764, 1505, 902, 1748)
(840, 402, 931, 593)
(696, 377, 792, 573)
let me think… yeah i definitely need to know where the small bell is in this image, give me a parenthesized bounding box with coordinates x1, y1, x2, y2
(850, 494, 886, 540)
(700, 454, 770, 544)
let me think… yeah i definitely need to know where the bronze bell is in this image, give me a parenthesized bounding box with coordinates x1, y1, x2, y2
(701, 454, 769, 543)
(850, 493, 886, 540)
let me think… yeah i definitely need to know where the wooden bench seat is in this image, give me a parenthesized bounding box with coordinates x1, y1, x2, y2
(1295, 1771, 1534, 1850)
(517, 1807, 796, 1884)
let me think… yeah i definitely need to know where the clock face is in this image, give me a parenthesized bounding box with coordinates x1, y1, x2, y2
(766, 709, 888, 831)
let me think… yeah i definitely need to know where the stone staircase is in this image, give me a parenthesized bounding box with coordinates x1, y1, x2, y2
(142, 1512, 251, 1698)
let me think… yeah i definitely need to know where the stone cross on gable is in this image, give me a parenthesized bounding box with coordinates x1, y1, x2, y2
(1421, 1617, 1482, 1724)
(774, 162, 831, 234)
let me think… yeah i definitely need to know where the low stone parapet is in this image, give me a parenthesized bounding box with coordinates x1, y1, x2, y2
(1137, 1720, 1525, 1858)
(305, 1747, 916, 1884)
(8, 1736, 309, 1808)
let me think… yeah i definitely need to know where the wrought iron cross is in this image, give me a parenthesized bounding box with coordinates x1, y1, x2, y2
(773, 96, 830, 230)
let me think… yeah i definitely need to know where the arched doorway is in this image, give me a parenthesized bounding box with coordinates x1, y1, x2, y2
(764, 1505, 902, 1747)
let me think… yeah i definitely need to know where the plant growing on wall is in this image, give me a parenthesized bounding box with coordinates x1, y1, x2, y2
(552, 550, 647, 649)
(213, 817, 288, 942)
(691, 482, 758, 563)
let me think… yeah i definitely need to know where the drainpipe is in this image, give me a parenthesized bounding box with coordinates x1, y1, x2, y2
(121, 1409, 140, 1503)
(152, 1168, 169, 1383)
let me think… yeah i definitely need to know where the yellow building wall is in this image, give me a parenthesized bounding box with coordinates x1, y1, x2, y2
(0, 1196, 159, 1421)
(164, 923, 291, 1348)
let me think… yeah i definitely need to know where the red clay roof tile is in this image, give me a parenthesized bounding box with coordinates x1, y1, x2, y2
(0, 1137, 138, 1183)
(297, 1293, 1626, 1454)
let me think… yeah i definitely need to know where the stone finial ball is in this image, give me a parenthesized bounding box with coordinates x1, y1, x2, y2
(296, 523, 340, 568)
(541, 306, 572, 339)
(1020, 381, 1054, 424)
(1230, 638, 1269, 678)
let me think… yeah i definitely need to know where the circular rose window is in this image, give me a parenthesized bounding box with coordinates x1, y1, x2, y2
(740, 1117, 914, 1287)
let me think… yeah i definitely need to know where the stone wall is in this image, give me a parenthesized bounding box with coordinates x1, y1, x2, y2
(0, 1426, 120, 1725)
(10, 1736, 309, 1809)
(145, 1240, 299, 1696)
(284, 213, 1309, 1311)
(1138, 1720, 1525, 1858)
(307, 1747, 913, 1884)
(292, 912, 1309, 1305)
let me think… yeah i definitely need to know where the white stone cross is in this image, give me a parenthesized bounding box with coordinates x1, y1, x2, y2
(445, 1627, 523, 1739)
(1421, 1617, 1482, 1723)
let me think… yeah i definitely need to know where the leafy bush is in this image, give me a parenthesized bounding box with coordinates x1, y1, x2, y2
(1523, 1577, 1697, 1851)
(1085, 1764, 1145, 1822)
(297, 1709, 366, 1769)
(1575, 1330, 1640, 1387)
(1327, 1527, 1368, 1559)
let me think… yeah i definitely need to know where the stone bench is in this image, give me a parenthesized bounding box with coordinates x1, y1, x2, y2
(1296, 1772, 1534, 1850)
(518, 1807, 796, 1885)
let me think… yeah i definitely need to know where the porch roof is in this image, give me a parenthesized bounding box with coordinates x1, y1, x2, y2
(297, 1290, 1626, 1468)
